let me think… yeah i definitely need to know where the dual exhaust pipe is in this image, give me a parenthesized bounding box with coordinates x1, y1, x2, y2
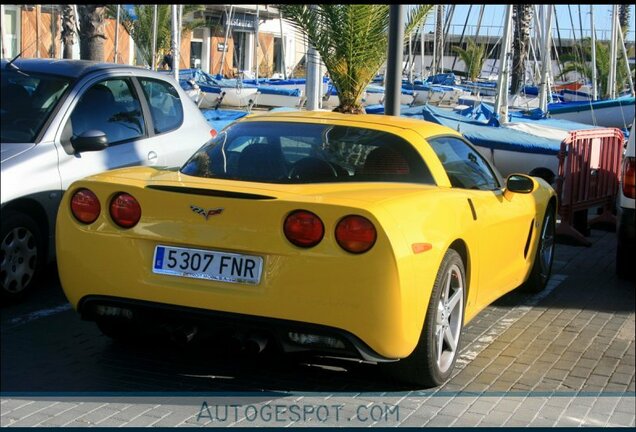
(163, 323, 269, 354)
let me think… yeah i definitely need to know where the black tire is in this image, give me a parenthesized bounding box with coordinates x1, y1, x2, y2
(0, 210, 44, 300)
(384, 249, 466, 387)
(528, 168, 555, 186)
(521, 203, 556, 293)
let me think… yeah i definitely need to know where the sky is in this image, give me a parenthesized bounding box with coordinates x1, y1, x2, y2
(121, 4, 636, 44)
(413, 4, 635, 43)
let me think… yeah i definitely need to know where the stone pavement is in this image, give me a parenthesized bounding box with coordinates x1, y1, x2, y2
(1, 228, 634, 427)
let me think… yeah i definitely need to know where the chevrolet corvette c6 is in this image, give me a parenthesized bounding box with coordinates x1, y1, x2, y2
(57, 111, 557, 386)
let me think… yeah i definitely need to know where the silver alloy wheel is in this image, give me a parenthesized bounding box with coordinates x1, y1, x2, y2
(435, 263, 464, 373)
(0, 227, 38, 293)
(539, 211, 555, 278)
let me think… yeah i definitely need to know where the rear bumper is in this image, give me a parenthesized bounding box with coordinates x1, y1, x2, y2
(79, 295, 395, 362)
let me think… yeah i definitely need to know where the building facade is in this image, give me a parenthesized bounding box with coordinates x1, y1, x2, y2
(1, 4, 306, 79)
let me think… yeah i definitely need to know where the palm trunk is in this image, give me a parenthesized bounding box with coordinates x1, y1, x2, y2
(78, 5, 107, 61)
(618, 4, 630, 38)
(62, 5, 75, 59)
(434, 5, 444, 75)
(511, 4, 533, 95)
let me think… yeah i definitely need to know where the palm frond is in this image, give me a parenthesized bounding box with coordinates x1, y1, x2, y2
(281, 4, 433, 112)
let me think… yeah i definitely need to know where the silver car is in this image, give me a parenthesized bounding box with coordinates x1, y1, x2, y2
(1, 59, 214, 299)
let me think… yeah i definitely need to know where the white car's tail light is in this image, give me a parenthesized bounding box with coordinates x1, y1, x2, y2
(70, 188, 101, 224)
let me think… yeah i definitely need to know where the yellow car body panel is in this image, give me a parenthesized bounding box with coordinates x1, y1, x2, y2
(56, 113, 556, 359)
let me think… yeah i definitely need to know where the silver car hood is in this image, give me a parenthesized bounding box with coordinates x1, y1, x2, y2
(1, 143, 37, 164)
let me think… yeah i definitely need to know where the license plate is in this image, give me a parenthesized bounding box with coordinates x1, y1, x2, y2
(152, 245, 263, 285)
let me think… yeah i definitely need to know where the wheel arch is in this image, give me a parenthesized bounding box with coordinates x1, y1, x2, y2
(448, 238, 470, 299)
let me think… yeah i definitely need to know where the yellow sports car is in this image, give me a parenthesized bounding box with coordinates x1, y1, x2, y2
(57, 112, 557, 387)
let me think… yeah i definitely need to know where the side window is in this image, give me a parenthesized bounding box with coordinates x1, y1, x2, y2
(66, 78, 145, 146)
(428, 136, 500, 190)
(138, 78, 184, 134)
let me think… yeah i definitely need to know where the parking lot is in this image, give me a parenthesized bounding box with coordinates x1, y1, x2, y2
(1, 226, 634, 427)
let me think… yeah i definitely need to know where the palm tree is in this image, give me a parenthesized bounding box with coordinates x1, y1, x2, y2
(618, 4, 630, 38)
(108, 5, 205, 68)
(559, 37, 632, 98)
(511, 4, 533, 94)
(451, 39, 486, 81)
(61, 5, 76, 59)
(77, 5, 107, 61)
(281, 4, 432, 113)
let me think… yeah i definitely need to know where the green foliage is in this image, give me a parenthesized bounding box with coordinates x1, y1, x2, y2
(452, 39, 486, 81)
(107, 5, 205, 68)
(559, 37, 633, 97)
(280, 5, 432, 113)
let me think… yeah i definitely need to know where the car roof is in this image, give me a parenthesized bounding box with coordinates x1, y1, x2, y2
(240, 110, 459, 138)
(1, 58, 152, 80)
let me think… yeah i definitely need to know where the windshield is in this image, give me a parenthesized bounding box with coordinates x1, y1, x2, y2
(1, 69, 72, 143)
(181, 121, 434, 184)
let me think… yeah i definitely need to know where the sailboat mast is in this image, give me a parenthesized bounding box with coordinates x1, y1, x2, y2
(616, 10, 635, 96)
(607, 4, 618, 99)
(254, 4, 259, 82)
(172, 5, 178, 80)
(539, 5, 553, 113)
(590, 5, 597, 100)
(494, 5, 513, 122)
(279, 9, 287, 79)
(219, 5, 234, 76)
(151, 5, 158, 70)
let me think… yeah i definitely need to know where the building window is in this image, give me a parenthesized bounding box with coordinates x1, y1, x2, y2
(2, 6, 21, 59)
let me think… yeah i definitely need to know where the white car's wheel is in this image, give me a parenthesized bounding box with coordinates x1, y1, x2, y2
(0, 210, 43, 300)
(386, 249, 465, 387)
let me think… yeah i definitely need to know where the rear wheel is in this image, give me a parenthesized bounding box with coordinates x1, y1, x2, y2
(385, 249, 465, 387)
(528, 167, 555, 185)
(521, 203, 556, 293)
(0, 210, 43, 300)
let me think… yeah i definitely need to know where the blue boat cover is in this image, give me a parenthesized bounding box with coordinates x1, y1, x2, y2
(548, 95, 636, 114)
(201, 109, 249, 132)
(425, 73, 457, 86)
(473, 103, 597, 131)
(368, 104, 562, 155)
(257, 86, 301, 96)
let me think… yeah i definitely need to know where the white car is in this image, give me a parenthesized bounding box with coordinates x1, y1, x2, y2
(1, 59, 214, 299)
(617, 122, 635, 278)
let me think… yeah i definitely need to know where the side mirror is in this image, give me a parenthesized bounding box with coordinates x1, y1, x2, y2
(506, 174, 536, 194)
(71, 130, 108, 153)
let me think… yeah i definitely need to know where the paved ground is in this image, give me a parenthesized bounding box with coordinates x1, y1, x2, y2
(1, 226, 634, 427)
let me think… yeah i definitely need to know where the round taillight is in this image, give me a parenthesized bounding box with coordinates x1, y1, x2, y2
(70, 188, 101, 224)
(335, 215, 377, 254)
(110, 193, 141, 228)
(283, 210, 324, 248)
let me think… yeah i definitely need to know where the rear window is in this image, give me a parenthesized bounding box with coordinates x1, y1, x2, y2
(180, 121, 434, 184)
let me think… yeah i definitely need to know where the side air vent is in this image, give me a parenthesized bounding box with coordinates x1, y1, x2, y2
(146, 185, 275, 200)
(524, 219, 535, 258)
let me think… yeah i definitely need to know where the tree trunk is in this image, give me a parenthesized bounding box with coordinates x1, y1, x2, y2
(78, 5, 107, 61)
(511, 5, 533, 94)
(434, 5, 444, 74)
(61, 5, 76, 59)
(618, 5, 630, 38)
